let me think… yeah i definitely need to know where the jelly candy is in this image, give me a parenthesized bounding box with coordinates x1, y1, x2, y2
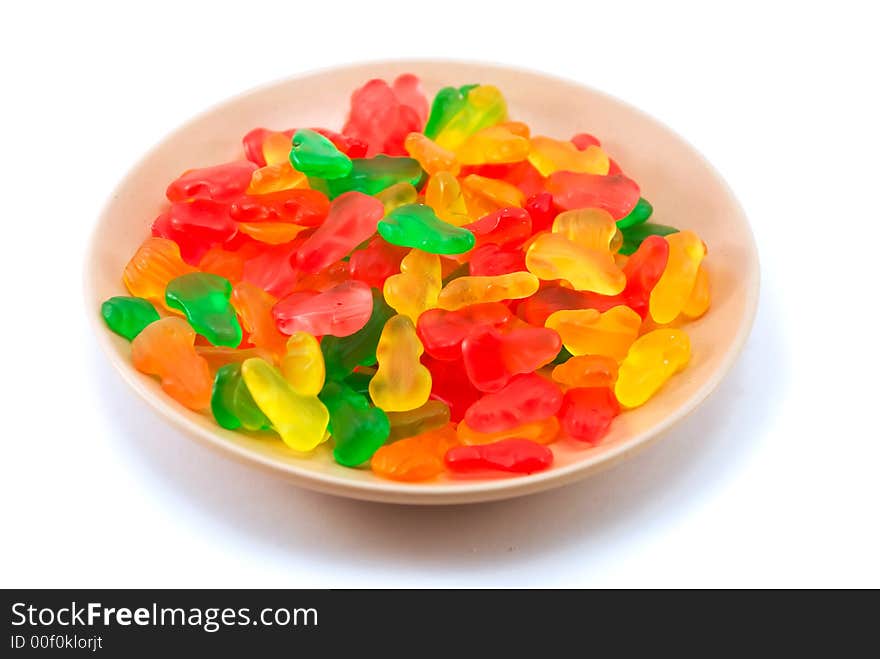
(229, 188, 329, 226)
(559, 387, 620, 443)
(319, 380, 390, 467)
(437, 271, 539, 311)
(461, 325, 561, 392)
(619, 235, 669, 318)
(230, 281, 288, 358)
(240, 241, 301, 298)
(374, 181, 419, 214)
(289, 128, 353, 179)
(348, 236, 409, 288)
(342, 76, 427, 156)
(153, 199, 238, 264)
(525, 233, 626, 295)
(464, 207, 532, 250)
(424, 171, 471, 226)
(404, 132, 460, 175)
(544, 306, 642, 360)
(445, 439, 553, 474)
(294, 191, 385, 274)
(546, 171, 640, 219)
(261, 131, 293, 165)
(199, 246, 244, 283)
(551, 354, 619, 388)
(416, 302, 511, 361)
(524, 191, 558, 233)
(321, 289, 395, 379)
(619, 222, 679, 255)
(468, 244, 527, 276)
(211, 362, 270, 431)
(197, 346, 273, 372)
(280, 332, 325, 396)
(434, 85, 508, 151)
(515, 284, 621, 326)
(424, 355, 482, 422)
(649, 230, 706, 324)
(101, 296, 160, 340)
(166, 161, 257, 203)
(370, 423, 459, 482)
(552, 208, 620, 252)
(240, 358, 329, 451)
(246, 161, 309, 195)
(528, 136, 609, 177)
(682, 265, 711, 319)
(378, 203, 476, 254)
(273, 280, 373, 337)
(614, 329, 691, 408)
(617, 197, 654, 229)
(386, 399, 451, 442)
(369, 314, 432, 412)
(131, 317, 213, 410)
(463, 372, 563, 433)
(457, 415, 560, 446)
(383, 248, 441, 322)
(461, 174, 525, 211)
(165, 273, 242, 347)
(424, 85, 477, 139)
(243, 127, 294, 166)
(321, 156, 423, 199)
(456, 125, 530, 165)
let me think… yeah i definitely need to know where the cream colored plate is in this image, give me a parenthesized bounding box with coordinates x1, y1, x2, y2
(84, 60, 759, 504)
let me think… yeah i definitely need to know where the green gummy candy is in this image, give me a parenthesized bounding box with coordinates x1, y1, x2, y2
(551, 346, 574, 365)
(378, 204, 476, 255)
(100, 296, 160, 340)
(320, 156, 424, 199)
(211, 363, 270, 431)
(423, 84, 476, 138)
(619, 223, 679, 255)
(322, 290, 394, 380)
(616, 197, 654, 229)
(319, 380, 390, 467)
(342, 371, 373, 397)
(165, 272, 242, 348)
(289, 129, 352, 179)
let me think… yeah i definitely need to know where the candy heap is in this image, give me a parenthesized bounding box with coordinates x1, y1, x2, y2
(102, 74, 710, 481)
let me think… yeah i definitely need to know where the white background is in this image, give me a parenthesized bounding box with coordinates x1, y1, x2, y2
(2, 1, 878, 588)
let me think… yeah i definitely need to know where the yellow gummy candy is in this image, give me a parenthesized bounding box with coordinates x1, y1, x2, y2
(435, 85, 508, 151)
(383, 249, 442, 322)
(682, 264, 711, 319)
(545, 306, 642, 360)
(437, 271, 540, 311)
(461, 174, 525, 212)
(614, 329, 691, 408)
(280, 332, 325, 396)
(424, 171, 471, 226)
(649, 230, 707, 324)
(525, 233, 626, 295)
(241, 358, 329, 451)
(527, 136, 610, 176)
(552, 208, 620, 252)
(404, 132, 460, 175)
(455, 125, 530, 165)
(369, 315, 433, 412)
(375, 182, 419, 214)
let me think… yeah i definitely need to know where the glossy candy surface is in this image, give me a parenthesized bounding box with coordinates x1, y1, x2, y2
(106, 73, 712, 482)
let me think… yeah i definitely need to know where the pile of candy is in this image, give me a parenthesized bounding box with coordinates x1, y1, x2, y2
(101, 74, 709, 482)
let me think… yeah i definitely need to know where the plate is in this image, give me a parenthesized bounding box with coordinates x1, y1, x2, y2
(84, 60, 759, 504)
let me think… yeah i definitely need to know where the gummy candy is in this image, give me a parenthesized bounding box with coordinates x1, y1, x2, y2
(165, 272, 242, 348)
(105, 73, 712, 481)
(320, 379, 390, 466)
(211, 362, 270, 431)
(370, 423, 459, 482)
(289, 128, 353, 179)
(240, 358, 329, 451)
(273, 280, 373, 337)
(378, 203, 475, 255)
(382, 248, 441, 322)
(614, 329, 691, 408)
(369, 314, 432, 412)
(101, 296, 160, 340)
(131, 317, 213, 410)
(445, 439, 553, 474)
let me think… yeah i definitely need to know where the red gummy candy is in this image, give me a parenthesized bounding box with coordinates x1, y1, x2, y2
(166, 161, 257, 203)
(229, 189, 330, 227)
(464, 207, 532, 250)
(621, 235, 670, 318)
(461, 325, 561, 392)
(545, 171, 640, 219)
(444, 438, 553, 474)
(559, 387, 620, 444)
(424, 355, 482, 422)
(417, 302, 511, 361)
(464, 373, 563, 433)
(152, 199, 238, 264)
(273, 280, 373, 337)
(524, 192, 558, 233)
(348, 236, 409, 288)
(467, 244, 526, 277)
